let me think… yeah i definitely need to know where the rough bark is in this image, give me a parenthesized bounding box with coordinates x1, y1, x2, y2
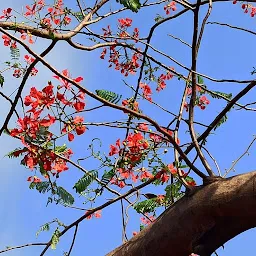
(107, 171, 256, 256)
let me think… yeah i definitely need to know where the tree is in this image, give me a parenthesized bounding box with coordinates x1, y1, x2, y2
(0, 0, 255, 255)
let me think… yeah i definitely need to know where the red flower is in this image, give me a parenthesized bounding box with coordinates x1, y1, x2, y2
(68, 133, 75, 142)
(94, 210, 102, 218)
(118, 18, 132, 28)
(63, 16, 71, 25)
(109, 145, 119, 156)
(73, 116, 84, 124)
(138, 123, 148, 131)
(73, 76, 83, 83)
(2, 35, 11, 46)
(73, 101, 85, 111)
(139, 83, 152, 102)
(0, 8, 12, 19)
(167, 164, 177, 175)
(40, 114, 55, 127)
(75, 125, 86, 135)
(52, 162, 69, 173)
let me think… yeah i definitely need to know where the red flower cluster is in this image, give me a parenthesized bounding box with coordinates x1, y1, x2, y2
(1, 34, 16, 48)
(233, 1, 256, 17)
(62, 116, 86, 142)
(164, 1, 177, 15)
(122, 98, 140, 112)
(0, 8, 12, 19)
(86, 210, 102, 219)
(157, 69, 175, 91)
(25, 0, 45, 16)
(140, 83, 152, 102)
(140, 214, 155, 225)
(118, 18, 132, 28)
(100, 19, 141, 76)
(23, 0, 71, 27)
(185, 86, 210, 111)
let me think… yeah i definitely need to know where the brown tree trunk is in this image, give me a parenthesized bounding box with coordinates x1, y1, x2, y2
(107, 171, 256, 256)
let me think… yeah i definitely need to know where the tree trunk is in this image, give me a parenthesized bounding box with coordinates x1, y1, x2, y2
(107, 171, 256, 256)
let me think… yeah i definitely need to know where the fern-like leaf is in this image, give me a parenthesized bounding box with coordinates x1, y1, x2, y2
(165, 181, 183, 201)
(208, 90, 232, 100)
(73, 170, 98, 193)
(73, 12, 84, 21)
(6, 147, 27, 158)
(51, 228, 61, 250)
(54, 144, 68, 154)
(36, 222, 50, 237)
(95, 89, 122, 104)
(29, 181, 51, 194)
(101, 169, 115, 187)
(56, 186, 74, 206)
(214, 113, 228, 130)
(10, 47, 20, 61)
(134, 198, 159, 213)
(117, 0, 141, 12)
(0, 74, 4, 87)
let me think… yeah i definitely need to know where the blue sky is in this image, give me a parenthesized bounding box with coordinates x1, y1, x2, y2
(1, 0, 256, 255)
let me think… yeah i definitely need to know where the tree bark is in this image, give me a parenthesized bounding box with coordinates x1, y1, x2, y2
(107, 171, 256, 256)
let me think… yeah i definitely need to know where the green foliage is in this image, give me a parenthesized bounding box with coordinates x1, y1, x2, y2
(117, 0, 141, 12)
(101, 169, 115, 187)
(54, 144, 68, 154)
(10, 47, 20, 61)
(5, 147, 27, 158)
(72, 12, 84, 21)
(51, 228, 61, 250)
(95, 89, 122, 104)
(30, 182, 74, 206)
(214, 113, 228, 131)
(0, 74, 4, 87)
(197, 75, 204, 85)
(56, 186, 74, 206)
(29, 181, 51, 194)
(134, 198, 159, 213)
(165, 180, 183, 201)
(209, 91, 232, 100)
(36, 222, 50, 237)
(73, 170, 98, 193)
(154, 14, 164, 22)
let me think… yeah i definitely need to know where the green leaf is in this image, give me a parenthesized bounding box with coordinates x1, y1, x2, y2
(95, 89, 122, 104)
(155, 14, 164, 22)
(197, 75, 204, 85)
(29, 181, 51, 194)
(165, 181, 182, 200)
(214, 113, 228, 130)
(117, 0, 141, 12)
(51, 228, 61, 250)
(0, 74, 4, 87)
(56, 186, 74, 206)
(134, 198, 159, 213)
(73, 12, 84, 21)
(101, 169, 115, 187)
(140, 224, 145, 231)
(36, 222, 50, 237)
(208, 90, 232, 100)
(73, 170, 98, 193)
(5, 147, 27, 158)
(10, 46, 20, 61)
(54, 144, 68, 154)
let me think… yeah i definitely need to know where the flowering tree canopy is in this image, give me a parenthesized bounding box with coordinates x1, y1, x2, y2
(0, 0, 256, 255)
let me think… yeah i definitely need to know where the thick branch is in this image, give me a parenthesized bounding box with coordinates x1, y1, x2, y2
(107, 171, 256, 256)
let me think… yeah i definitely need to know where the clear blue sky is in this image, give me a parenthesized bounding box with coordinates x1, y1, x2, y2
(0, 0, 256, 255)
